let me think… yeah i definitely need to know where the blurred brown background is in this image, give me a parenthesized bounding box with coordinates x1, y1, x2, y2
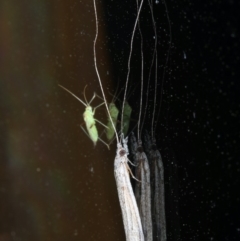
(0, 0, 124, 240)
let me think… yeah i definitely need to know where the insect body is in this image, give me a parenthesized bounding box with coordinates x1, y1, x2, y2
(114, 140, 144, 241)
(130, 132, 153, 241)
(122, 101, 132, 137)
(83, 105, 98, 145)
(106, 102, 119, 141)
(59, 85, 107, 147)
(136, 141, 152, 241)
(148, 139, 166, 241)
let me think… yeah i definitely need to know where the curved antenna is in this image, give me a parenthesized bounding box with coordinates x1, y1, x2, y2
(93, 0, 119, 143)
(151, 50, 158, 139)
(136, 0, 144, 142)
(109, 80, 122, 104)
(58, 84, 87, 107)
(140, 0, 157, 137)
(154, 0, 172, 135)
(148, 0, 158, 139)
(121, 0, 144, 134)
(83, 85, 89, 104)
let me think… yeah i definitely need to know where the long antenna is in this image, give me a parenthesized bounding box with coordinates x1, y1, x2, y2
(58, 85, 87, 107)
(150, 0, 158, 139)
(136, 0, 144, 142)
(154, 0, 172, 135)
(93, 0, 119, 143)
(121, 0, 145, 134)
(141, 0, 158, 138)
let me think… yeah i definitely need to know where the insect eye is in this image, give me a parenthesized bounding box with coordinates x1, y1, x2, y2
(119, 149, 126, 156)
(137, 146, 143, 153)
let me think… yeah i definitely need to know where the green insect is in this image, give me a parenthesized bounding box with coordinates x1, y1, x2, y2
(104, 87, 133, 140)
(59, 85, 109, 148)
(105, 86, 122, 141)
(122, 101, 132, 137)
(106, 102, 119, 141)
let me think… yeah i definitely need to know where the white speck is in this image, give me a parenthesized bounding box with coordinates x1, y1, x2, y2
(183, 51, 187, 59)
(155, 0, 159, 4)
(46, 103, 49, 108)
(74, 229, 78, 236)
(193, 112, 196, 118)
(90, 167, 94, 173)
(36, 167, 41, 172)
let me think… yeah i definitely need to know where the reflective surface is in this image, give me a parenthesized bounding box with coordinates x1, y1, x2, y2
(0, 0, 239, 240)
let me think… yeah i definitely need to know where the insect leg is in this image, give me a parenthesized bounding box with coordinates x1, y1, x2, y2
(58, 85, 87, 107)
(125, 162, 141, 182)
(128, 159, 137, 167)
(94, 119, 109, 129)
(98, 137, 110, 150)
(93, 101, 105, 112)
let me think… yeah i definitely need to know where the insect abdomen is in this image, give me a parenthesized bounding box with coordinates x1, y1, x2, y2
(83, 107, 98, 145)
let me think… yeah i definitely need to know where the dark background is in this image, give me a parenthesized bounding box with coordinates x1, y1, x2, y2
(104, 0, 240, 240)
(0, 0, 239, 240)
